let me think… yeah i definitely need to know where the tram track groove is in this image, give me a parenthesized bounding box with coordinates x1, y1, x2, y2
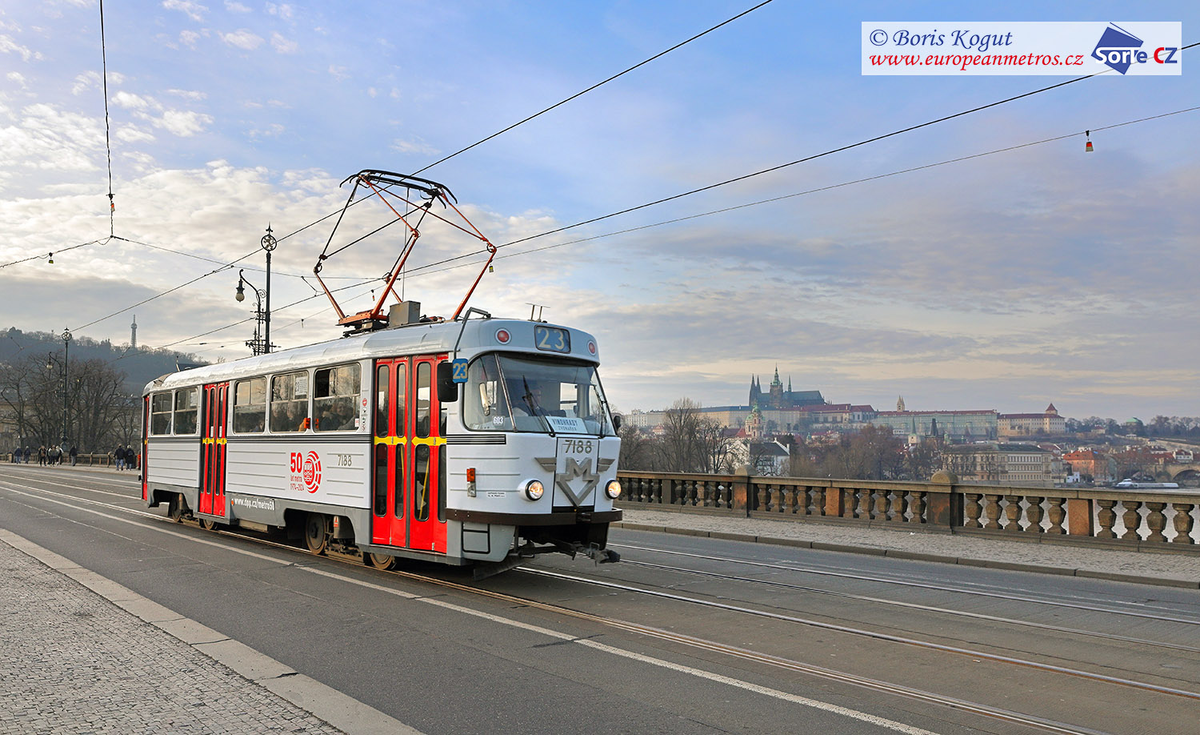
(612, 557, 1200, 655)
(1, 476, 1188, 733)
(613, 542, 1200, 625)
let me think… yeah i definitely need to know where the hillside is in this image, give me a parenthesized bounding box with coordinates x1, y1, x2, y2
(2, 327, 210, 393)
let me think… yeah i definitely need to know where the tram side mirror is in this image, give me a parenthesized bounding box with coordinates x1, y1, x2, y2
(612, 413, 623, 432)
(437, 362, 459, 403)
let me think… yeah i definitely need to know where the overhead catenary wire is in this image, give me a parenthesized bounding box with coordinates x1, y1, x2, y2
(272, 0, 775, 246)
(0, 237, 111, 270)
(148, 104, 1200, 359)
(62, 43, 1200, 342)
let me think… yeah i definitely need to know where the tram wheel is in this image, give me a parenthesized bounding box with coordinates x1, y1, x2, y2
(199, 517, 217, 531)
(366, 553, 395, 571)
(304, 513, 328, 555)
(167, 494, 184, 523)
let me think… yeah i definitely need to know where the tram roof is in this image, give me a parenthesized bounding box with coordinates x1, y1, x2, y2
(144, 317, 600, 394)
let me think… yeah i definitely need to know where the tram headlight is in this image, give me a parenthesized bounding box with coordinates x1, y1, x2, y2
(605, 480, 622, 500)
(523, 479, 545, 501)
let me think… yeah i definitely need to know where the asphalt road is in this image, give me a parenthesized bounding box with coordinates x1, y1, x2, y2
(3, 463, 1198, 735)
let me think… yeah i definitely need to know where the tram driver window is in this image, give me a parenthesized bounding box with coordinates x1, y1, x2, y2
(150, 393, 172, 435)
(271, 371, 310, 433)
(233, 377, 266, 433)
(463, 354, 512, 430)
(314, 364, 361, 432)
(173, 388, 199, 435)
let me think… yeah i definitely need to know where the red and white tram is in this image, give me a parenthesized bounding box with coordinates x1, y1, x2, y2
(141, 312, 622, 573)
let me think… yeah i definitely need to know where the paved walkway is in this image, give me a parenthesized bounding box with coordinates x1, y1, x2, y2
(0, 530, 417, 735)
(617, 509, 1200, 589)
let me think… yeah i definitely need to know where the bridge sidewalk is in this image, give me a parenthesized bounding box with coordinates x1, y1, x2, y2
(0, 529, 418, 735)
(616, 508, 1200, 589)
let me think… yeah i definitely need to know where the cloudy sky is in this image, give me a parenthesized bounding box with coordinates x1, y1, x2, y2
(1, 1, 1197, 420)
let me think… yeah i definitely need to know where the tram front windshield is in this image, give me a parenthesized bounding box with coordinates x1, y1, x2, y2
(464, 353, 615, 435)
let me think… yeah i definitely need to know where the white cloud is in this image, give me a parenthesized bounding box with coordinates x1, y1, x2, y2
(367, 87, 377, 98)
(71, 71, 101, 95)
(224, 0, 251, 12)
(328, 65, 349, 82)
(115, 125, 156, 143)
(162, 0, 208, 23)
(110, 91, 154, 111)
(220, 29, 263, 50)
(0, 34, 43, 62)
(179, 30, 202, 48)
(149, 109, 214, 137)
(0, 103, 101, 174)
(166, 89, 208, 101)
(7, 72, 27, 89)
(248, 123, 285, 139)
(270, 32, 298, 54)
(265, 3, 294, 20)
(390, 137, 438, 156)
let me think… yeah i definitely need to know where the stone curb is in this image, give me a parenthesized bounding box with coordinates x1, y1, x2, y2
(0, 529, 422, 735)
(613, 521, 1200, 590)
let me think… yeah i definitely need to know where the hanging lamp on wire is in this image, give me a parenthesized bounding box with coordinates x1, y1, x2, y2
(1085, 130, 1094, 152)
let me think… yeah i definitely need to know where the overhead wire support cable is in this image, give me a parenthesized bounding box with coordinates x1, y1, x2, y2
(272, 0, 775, 245)
(99, 0, 115, 236)
(159, 103, 1200, 359)
(411, 0, 776, 176)
(404, 103, 1200, 277)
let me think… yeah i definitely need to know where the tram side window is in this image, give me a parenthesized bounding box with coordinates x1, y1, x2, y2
(173, 388, 199, 435)
(271, 371, 310, 433)
(314, 364, 361, 432)
(233, 377, 266, 433)
(463, 354, 512, 430)
(150, 393, 172, 435)
(416, 362, 431, 438)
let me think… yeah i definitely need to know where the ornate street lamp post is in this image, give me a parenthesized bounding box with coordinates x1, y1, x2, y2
(261, 225, 276, 353)
(60, 328, 70, 445)
(235, 270, 267, 356)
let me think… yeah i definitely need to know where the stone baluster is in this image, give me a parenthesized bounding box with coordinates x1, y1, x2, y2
(1144, 502, 1167, 542)
(812, 487, 825, 517)
(964, 493, 983, 528)
(910, 492, 926, 523)
(889, 490, 905, 521)
(716, 482, 728, 509)
(983, 495, 1003, 530)
(754, 483, 767, 512)
(1025, 497, 1044, 533)
(1002, 495, 1023, 531)
(873, 489, 888, 520)
(856, 488, 871, 519)
(1046, 498, 1066, 534)
(1121, 500, 1142, 540)
(1096, 499, 1117, 538)
(1171, 504, 1195, 544)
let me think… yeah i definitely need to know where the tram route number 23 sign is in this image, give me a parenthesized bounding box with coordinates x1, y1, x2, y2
(289, 451, 323, 494)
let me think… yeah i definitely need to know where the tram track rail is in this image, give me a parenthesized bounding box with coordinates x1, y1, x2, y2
(607, 557, 1200, 654)
(612, 541, 1200, 626)
(2, 473, 1196, 734)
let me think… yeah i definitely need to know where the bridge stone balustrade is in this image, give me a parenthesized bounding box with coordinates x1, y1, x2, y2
(616, 470, 1200, 551)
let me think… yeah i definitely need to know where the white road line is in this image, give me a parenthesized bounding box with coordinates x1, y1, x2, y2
(1, 479, 941, 734)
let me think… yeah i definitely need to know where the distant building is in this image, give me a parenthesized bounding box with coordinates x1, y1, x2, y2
(998, 404, 1065, 438)
(870, 409, 998, 443)
(1063, 448, 1115, 482)
(942, 443, 1056, 487)
(748, 367, 825, 410)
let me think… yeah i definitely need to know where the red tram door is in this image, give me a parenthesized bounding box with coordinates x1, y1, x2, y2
(371, 359, 407, 547)
(371, 356, 447, 554)
(199, 382, 229, 517)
